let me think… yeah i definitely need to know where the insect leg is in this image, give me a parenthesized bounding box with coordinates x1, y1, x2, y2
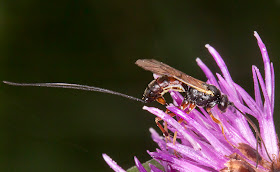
(173, 101, 194, 145)
(163, 109, 171, 137)
(156, 97, 167, 105)
(155, 112, 176, 142)
(206, 108, 236, 148)
(185, 102, 196, 113)
(155, 117, 169, 138)
(180, 100, 190, 110)
(173, 118, 185, 145)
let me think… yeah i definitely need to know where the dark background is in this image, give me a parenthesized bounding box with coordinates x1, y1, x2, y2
(0, 1, 279, 172)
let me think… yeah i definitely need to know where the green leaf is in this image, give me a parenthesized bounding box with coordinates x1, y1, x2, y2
(127, 159, 164, 172)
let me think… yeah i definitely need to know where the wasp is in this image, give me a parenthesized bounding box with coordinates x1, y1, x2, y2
(135, 59, 272, 164)
(3, 59, 271, 164)
(135, 59, 234, 144)
(136, 59, 230, 112)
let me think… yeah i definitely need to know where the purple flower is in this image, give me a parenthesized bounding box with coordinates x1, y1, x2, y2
(103, 32, 279, 172)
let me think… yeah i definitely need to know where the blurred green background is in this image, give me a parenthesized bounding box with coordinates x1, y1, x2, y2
(0, 1, 279, 171)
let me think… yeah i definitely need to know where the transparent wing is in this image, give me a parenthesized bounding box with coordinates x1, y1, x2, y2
(135, 59, 212, 95)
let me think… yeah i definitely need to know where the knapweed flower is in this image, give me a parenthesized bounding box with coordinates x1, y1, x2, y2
(103, 32, 279, 172)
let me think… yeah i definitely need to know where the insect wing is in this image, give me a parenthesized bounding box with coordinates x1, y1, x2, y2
(135, 59, 212, 95)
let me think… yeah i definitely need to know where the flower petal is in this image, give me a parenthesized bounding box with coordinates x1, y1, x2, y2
(270, 62, 275, 113)
(253, 66, 272, 118)
(149, 128, 167, 152)
(252, 65, 263, 110)
(143, 106, 201, 150)
(169, 90, 184, 106)
(205, 44, 237, 98)
(166, 143, 224, 170)
(134, 156, 147, 172)
(167, 104, 232, 155)
(102, 154, 126, 172)
(196, 58, 219, 87)
(148, 151, 211, 172)
(254, 31, 272, 101)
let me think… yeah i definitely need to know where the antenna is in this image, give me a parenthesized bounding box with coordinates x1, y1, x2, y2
(3, 81, 145, 103)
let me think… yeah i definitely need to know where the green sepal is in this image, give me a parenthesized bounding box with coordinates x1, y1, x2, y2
(127, 159, 164, 172)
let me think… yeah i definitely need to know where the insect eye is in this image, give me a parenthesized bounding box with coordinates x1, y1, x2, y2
(218, 95, 229, 112)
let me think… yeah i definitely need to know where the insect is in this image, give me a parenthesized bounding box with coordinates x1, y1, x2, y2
(3, 59, 272, 164)
(135, 59, 230, 111)
(135, 59, 230, 137)
(135, 59, 272, 164)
